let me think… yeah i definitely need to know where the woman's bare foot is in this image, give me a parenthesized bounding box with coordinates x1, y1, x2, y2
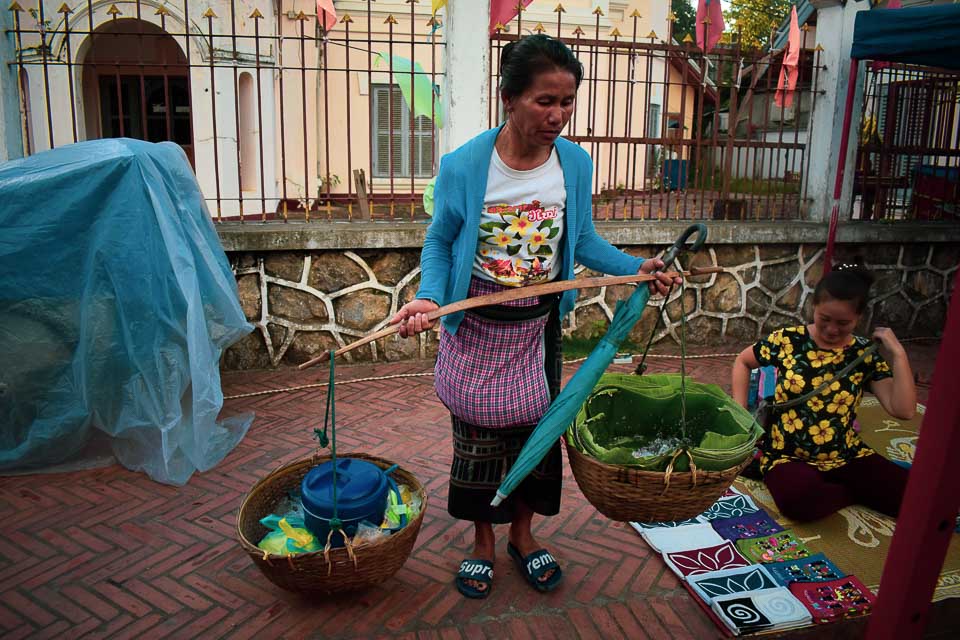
(462, 522, 495, 594)
(508, 524, 556, 585)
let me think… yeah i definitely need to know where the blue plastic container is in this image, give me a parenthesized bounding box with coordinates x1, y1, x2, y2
(300, 458, 389, 547)
(663, 159, 688, 191)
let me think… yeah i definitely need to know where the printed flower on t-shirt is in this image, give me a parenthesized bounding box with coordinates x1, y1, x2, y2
(807, 351, 833, 368)
(775, 385, 788, 403)
(493, 231, 512, 248)
(784, 369, 806, 393)
(810, 420, 835, 445)
(506, 213, 533, 237)
(827, 391, 854, 415)
(816, 450, 840, 463)
(845, 428, 860, 448)
(477, 200, 562, 286)
(528, 230, 548, 252)
(781, 409, 803, 434)
(770, 425, 785, 450)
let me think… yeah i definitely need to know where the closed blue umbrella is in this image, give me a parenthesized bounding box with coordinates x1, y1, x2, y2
(491, 224, 707, 507)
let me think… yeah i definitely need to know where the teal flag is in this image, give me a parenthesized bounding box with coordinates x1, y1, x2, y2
(374, 53, 444, 128)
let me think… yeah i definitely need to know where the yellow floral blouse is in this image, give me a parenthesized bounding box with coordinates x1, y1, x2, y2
(754, 326, 892, 473)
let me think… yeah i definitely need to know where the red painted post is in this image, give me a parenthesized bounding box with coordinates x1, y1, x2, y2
(823, 58, 860, 275)
(866, 269, 960, 639)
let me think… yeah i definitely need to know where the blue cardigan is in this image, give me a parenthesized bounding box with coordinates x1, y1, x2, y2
(416, 126, 644, 334)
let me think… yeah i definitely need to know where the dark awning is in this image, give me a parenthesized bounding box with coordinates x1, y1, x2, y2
(851, 5, 960, 70)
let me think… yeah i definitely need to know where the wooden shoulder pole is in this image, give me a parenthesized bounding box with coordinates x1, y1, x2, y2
(298, 267, 723, 370)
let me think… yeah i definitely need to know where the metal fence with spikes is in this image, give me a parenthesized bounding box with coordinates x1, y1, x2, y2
(6, 0, 828, 222)
(490, 3, 823, 221)
(6, 0, 445, 221)
(852, 60, 960, 222)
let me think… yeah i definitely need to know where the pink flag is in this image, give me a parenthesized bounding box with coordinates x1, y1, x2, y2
(775, 6, 801, 108)
(316, 0, 337, 32)
(886, 0, 902, 8)
(489, 0, 535, 34)
(695, 0, 725, 53)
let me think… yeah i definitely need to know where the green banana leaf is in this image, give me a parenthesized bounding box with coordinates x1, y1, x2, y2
(568, 373, 763, 472)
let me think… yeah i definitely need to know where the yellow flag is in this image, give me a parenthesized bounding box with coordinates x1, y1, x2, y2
(432, 0, 446, 16)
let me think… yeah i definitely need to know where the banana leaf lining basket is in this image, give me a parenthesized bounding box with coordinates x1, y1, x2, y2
(236, 453, 427, 594)
(565, 373, 762, 523)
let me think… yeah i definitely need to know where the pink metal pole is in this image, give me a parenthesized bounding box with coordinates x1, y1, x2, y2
(823, 58, 860, 274)
(866, 269, 960, 639)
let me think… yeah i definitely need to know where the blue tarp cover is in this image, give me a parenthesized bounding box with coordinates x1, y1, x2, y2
(851, 5, 960, 70)
(0, 139, 253, 484)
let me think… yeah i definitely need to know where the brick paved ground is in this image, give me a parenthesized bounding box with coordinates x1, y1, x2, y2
(0, 340, 954, 639)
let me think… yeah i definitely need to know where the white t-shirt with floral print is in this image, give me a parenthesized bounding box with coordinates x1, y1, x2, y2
(472, 147, 565, 287)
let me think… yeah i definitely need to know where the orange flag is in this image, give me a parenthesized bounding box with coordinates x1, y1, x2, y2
(316, 0, 337, 32)
(775, 6, 801, 108)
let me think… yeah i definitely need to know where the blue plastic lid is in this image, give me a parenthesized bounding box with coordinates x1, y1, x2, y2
(300, 458, 389, 522)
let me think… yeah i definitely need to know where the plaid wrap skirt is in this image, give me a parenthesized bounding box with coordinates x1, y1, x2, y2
(443, 278, 564, 523)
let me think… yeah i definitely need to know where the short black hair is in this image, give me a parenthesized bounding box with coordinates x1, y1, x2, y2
(813, 264, 875, 314)
(499, 34, 583, 99)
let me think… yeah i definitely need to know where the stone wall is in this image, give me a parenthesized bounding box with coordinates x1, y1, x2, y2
(222, 224, 957, 369)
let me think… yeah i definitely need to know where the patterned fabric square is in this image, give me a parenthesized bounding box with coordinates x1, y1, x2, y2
(688, 565, 779, 606)
(765, 553, 846, 587)
(789, 576, 877, 623)
(629, 516, 706, 532)
(711, 512, 785, 541)
(641, 523, 726, 554)
(713, 587, 812, 634)
(663, 541, 751, 581)
(700, 494, 760, 521)
(735, 530, 812, 564)
(711, 595, 773, 634)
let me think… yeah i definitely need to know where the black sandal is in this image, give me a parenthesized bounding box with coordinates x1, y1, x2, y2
(455, 558, 494, 599)
(507, 543, 563, 593)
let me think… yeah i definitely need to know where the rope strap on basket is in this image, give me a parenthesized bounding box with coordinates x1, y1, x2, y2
(314, 350, 359, 574)
(661, 448, 698, 494)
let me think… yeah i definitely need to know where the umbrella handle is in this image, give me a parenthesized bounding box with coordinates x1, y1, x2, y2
(661, 223, 707, 269)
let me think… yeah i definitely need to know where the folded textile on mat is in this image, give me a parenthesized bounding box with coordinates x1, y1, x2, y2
(789, 576, 877, 623)
(712, 587, 812, 636)
(664, 541, 751, 580)
(736, 530, 812, 564)
(765, 553, 846, 587)
(629, 515, 707, 532)
(688, 564, 779, 606)
(642, 523, 726, 554)
(701, 493, 760, 521)
(711, 512, 784, 541)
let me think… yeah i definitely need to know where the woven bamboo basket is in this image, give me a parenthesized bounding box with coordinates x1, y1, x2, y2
(564, 436, 751, 523)
(237, 453, 427, 594)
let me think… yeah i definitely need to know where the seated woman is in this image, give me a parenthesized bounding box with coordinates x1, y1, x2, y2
(732, 266, 917, 522)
